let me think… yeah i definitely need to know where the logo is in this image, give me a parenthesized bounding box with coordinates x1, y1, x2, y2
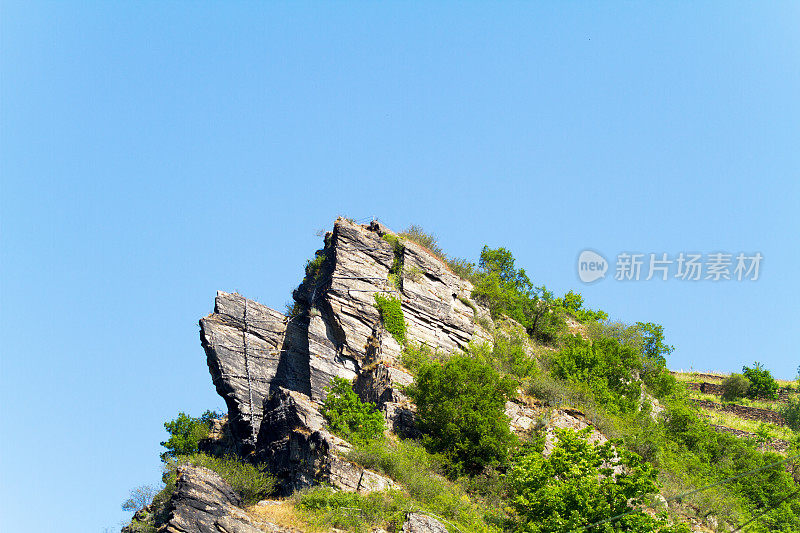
(578, 250, 608, 283)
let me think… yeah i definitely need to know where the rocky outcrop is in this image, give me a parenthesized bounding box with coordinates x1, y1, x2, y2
(401, 513, 448, 533)
(200, 219, 491, 454)
(690, 398, 785, 426)
(161, 465, 264, 533)
(255, 387, 393, 495)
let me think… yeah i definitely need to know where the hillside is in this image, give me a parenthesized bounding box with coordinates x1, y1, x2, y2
(122, 218, 800, 533)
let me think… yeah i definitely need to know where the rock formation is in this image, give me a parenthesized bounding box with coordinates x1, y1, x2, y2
(200, 218, 492, 455)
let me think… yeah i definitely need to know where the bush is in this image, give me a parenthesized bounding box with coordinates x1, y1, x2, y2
(321, 377, 386, 443)
(374, 294, 406, 344)
(781, 398, 800, 432)
(160, 410, 222, 461)
(559, 290, 608, 323)
(743, 362, 779, 400)
(347, 438, 501, 532)
(469, 331, 535, 379)
(470, 246, 565, 344)
(721, 373, 751, 402)
(508, 429, 688, 533)
(176, 453, 275, 505)
(298, 486, 408, 531)
(406, 354, 517, 475)
(549, 335, 642, 414)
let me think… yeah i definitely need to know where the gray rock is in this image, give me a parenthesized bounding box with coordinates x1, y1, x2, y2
(255, 387, 393, 495)
(161, 465, 262, 533)
(401, 512, 449, 533)
(201, 219, 493, 454)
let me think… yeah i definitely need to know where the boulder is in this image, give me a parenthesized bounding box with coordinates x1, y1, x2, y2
(401, 512, 449, 533)
(161, 465, 263, 533)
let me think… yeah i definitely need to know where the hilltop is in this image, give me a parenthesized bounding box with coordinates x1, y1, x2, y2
(121, 218, 800, 533)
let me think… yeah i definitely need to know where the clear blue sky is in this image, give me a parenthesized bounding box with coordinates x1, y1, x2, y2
(1, 2, 798, 531)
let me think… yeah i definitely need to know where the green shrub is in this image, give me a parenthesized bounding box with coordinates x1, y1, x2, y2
(470, 246, 565, 344)
(406, 354, 517, 475)
(321, 377, 386, 443)
(549, 335, 642, 414)
(780, 398, 800, 431)
(559, 289, 609, 323)
(347, 438, 501, 532)
(743, 362, 779, 400)
(374, 294, 406, 344)
(508, 429, 688, 533)
(160, 410, 222, 461)
(381, 234, 405, 288)
(177, 453, 275, 505)
(721, 373, 751, 402)
(469, 331, 535, 379)
(304, 252, 327, 284)
(298, 487, 408, 531)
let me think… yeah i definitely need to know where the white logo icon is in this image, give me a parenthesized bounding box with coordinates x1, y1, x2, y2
(578, 250, 608, 283)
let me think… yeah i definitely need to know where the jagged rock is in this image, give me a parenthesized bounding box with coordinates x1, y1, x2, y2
(161, 465, 262, 533)
(401, 512, 448, 533)
(255, 387, 393, 495)
(201, 219, 493, 453)
(505, 400, 537, 432)
(200, 291, 311, 453)
(198, 416, 238, 457)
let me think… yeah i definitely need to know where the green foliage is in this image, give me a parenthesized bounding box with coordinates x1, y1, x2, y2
(469, 330, 535, 379)
(373, 294, 406, 344)
(304, 252, 327, 284)
(780, 397, 800, 432)
(559, 289, 609, 323)
(743, 362, 779, 400)
(160, 410, 222, 461)
(406, 354, 517, 475)
(381, 233, 405, 288)
(721, 373, 751, 402)
(509, 429, 688, 533)
(549, 335, 642, 414)
(298, 487, 409, 531)
(470, 246, 565, 343)
(635, 322, 674, 368)
(321, 377, 386, 443)
(176, 453, 275, 505)
(347, 438, 501, 532)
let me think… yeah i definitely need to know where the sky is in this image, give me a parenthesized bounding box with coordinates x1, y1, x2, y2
(1, 2, 799, 531)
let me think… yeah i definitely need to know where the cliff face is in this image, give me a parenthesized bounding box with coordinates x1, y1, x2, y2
(200, 218, 492, 457)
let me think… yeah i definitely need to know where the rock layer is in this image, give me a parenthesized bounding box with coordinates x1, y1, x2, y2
(200, 218, 491, 453)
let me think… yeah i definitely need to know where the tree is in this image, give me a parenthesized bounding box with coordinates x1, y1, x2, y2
(634, 322, 674, 368)
(742, 362, 779, 400)
(721, 373, 750, 402)
(509, 429, 688, 533)
(160, 410, 222, 461)
(321, 377, 386, 443)
(407, 354, 517, 475)
(121, 485, 157, 513)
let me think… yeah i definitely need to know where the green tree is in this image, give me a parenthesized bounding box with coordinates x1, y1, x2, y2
(406, 354, 517, 475)
(634, 322, 674, 368)
(160, 410, 221, 461)
(743, 362, 779, 400)
(321, 377, 386, 443)
(721, 373, 750, 402)
(509, 429, 687, 533)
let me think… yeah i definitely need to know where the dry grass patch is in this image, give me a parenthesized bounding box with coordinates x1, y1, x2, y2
(247, 499, 317, 532)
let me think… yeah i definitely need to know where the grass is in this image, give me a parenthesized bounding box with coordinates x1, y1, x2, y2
(685, 389, 791, 411)
(698, 408, 792, 439)
(672, 370, 797, 388)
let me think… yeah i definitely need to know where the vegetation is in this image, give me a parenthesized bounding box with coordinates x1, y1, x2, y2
(121, 485, 157, 513)
(175, 453, 275, 505)
(780, 398, 800, 432)
(373, 294, 406, 344)
(743, 362, 780, 400)
(559, 289, 608, 323)
(321, 377, 386, 443)
(471, 246, 566, 343)
(509, 429, 688, 533)
(721, 373, 751, 402)
(160, 410, 222, 461)
(406, 353, 517, 475)
(381, 233, 405, 288)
